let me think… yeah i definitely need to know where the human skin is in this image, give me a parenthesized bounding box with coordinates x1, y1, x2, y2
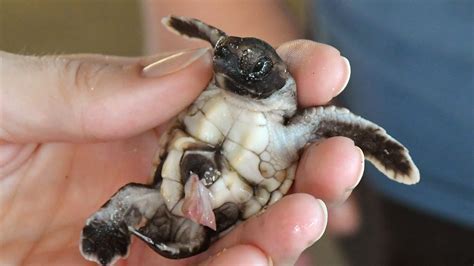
(0, 36, 360, 266)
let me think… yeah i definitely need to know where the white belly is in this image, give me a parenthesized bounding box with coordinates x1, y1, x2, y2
(160, 90, 298, 219)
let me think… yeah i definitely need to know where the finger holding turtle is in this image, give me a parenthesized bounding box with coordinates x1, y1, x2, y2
(275, 40, 365, 206)
(276, 39, 351, 106)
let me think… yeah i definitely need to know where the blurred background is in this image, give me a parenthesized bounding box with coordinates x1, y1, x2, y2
(0, 0, 346, 265)
(1, 0, 143, 55)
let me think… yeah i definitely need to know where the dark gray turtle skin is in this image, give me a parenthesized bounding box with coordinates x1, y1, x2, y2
(80, 16, 420, 265)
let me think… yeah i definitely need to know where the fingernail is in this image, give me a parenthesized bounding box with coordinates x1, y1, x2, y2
(142, 48, 210, 78)
(348, 146, 365, 190)
(314, 198, 328, 242)
(334, 56, 351, 96)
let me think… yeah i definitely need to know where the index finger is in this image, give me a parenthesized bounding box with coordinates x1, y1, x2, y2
(277, 40, 351, 107)
(276, 40, 362, 206)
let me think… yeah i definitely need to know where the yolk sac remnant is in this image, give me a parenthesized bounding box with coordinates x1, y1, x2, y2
(80, 15, 420, 265)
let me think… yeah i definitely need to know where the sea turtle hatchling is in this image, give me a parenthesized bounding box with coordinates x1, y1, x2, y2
(80, 16, 420, 265)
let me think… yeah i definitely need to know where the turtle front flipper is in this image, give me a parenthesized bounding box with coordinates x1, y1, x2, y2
(80, 183, 212, 264)
(162, 16, 226, 46)
(290, 106, 420, 184)
(80, 183, 163, 265)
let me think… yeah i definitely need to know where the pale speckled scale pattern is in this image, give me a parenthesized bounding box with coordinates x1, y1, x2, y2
(155, 82, 300, 220)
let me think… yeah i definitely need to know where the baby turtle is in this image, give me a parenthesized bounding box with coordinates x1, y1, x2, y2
(80, 16, 420, 265)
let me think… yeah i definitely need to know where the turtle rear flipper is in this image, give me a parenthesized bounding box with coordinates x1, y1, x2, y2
(128, 201, 240, 259)
(162, 16, 226, 46)
(291, 106, 420, 184)
(80, 182, 239, 262)
(129, 204, 211, 259)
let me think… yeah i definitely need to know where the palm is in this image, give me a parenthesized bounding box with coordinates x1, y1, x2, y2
(1, 131, 168, 265)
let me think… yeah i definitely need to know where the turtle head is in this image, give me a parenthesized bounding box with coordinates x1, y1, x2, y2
(163, 16, 289, 99)
(212, 36, 288, 99)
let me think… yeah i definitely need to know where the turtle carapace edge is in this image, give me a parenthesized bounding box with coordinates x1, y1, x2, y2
(80, 16, 420, 265)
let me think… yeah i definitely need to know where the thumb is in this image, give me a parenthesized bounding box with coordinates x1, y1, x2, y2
(0, 48, 212, 143)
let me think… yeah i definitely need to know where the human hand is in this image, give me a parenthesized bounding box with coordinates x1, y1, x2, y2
(0, 47, 212, 264)
(0, 40, 361, 265)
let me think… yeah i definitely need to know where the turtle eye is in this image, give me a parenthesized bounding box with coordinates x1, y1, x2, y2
(252, 57, 272, 74)
(248, 57, 273, 81)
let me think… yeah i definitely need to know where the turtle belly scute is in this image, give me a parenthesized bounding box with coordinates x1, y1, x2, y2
(159, 92, 297, 221)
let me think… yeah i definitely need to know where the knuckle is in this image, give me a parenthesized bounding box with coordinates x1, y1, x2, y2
(64, 58, 109, 91)
(56, 56, 114, 139)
